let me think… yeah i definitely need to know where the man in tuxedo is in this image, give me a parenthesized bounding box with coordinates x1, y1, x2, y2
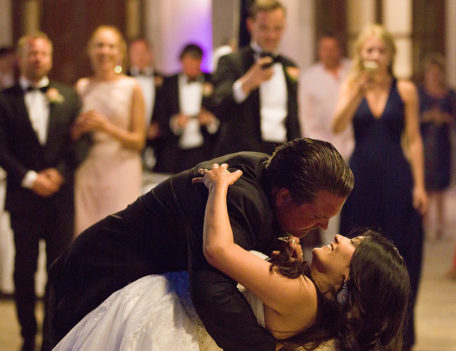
(299, 33, 354, 248)
(0, 32, 88, 351)
(127, 38, 164, 171)
(48, 138, 354, 351)
(153, 43, 219, 173)
(213, 0, 301, 156)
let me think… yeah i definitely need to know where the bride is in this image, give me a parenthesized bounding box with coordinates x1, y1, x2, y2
(53, 164, 410, 351)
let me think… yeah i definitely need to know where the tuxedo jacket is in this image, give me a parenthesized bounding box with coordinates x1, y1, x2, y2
(213, 46, 301, 155)
(49, 152, 280, 351)
(0, 82, 87, 215)
(152, 72, 218, 172)
(126, 68, 164, 129)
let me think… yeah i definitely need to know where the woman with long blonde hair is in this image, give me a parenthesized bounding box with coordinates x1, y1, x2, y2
(332, 24, 428, 350)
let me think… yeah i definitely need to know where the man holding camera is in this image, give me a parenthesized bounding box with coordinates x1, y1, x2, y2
(213, 0, 300, 156)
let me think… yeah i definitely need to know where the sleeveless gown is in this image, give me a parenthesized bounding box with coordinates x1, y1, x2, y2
(340, 79, 423, 346)
(418, 87, 455, 191)
(74, 77, 142, 235)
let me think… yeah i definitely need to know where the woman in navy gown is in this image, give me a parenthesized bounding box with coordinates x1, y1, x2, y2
(332, 24, 428, 350)
(418, 53, 455, 239)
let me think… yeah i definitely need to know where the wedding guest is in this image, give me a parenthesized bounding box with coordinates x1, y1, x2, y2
(47, 138, 354, 351)
(213, 0, 300, 156)
(127, 38, 164, 171)
(299, 32, 353, 247)
(153, 43, 219, 173)
(332, 24, 428, 350)
(0, 32, 88, 351)
(418, 53, 455, 239)
(72, 25, 145, 235)
(0, 46, 17, 90)
(212, 37, 236, 72)
(0, 45, 18, 298)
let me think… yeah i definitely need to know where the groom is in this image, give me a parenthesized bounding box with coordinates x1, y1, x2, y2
(47, 138, 353, 351)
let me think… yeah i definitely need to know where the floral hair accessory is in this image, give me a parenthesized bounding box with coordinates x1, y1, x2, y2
(46, 87, 65, 104)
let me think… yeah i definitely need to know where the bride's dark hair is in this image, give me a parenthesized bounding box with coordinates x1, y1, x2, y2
(268, 229, 410, 351)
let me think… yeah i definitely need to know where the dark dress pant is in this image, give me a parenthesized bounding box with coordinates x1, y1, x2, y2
(10, 200, 73, 347)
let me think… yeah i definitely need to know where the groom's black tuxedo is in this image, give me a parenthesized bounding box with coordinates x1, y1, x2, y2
(213, 46, 301, 156)
(49, 152, 280, 351)
(0, 81, 88, 346)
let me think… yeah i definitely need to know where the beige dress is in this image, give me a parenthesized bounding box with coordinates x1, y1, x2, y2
(75, 76, 142, 235)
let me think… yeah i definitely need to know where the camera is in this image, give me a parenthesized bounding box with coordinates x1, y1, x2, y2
(260, 52, 278, 69)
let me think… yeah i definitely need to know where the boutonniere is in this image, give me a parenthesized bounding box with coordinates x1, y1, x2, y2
(202, 82, 214, 97)
(154, 75, 164, 88)
(46, 87, 65, 104)
(285, 66, 300, 83)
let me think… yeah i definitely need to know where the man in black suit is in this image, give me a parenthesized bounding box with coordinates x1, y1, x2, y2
(153, 43, 219, 173)
(48, 138, 353, 351)
(127, 38, 164, 171)
(213, 0, 301, 156)
(0, 32, 88, 351)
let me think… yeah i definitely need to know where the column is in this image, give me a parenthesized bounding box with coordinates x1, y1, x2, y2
(383, 0, 413, 78)
(126, 0, 141, 40)
(281, 0, 315, 71)
(346, 0, 376, 56)
(0, 0, 12, 46)
(446, 0, 456, 87)
(23, 0, 40, 34)
(144, 0, 212, 74)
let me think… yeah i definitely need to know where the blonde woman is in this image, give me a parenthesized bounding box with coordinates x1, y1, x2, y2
(332, 24, 427, 350)
(72, 25, 146, 235)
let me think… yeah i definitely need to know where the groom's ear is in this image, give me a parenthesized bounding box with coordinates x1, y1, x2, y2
(274, 188, 293, 209)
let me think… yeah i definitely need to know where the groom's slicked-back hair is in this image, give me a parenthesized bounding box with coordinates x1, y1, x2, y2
(265, 138, 354, 204)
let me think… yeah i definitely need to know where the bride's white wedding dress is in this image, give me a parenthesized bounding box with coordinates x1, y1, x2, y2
(52, 253, 267, 351)
(52, 252, 336, 351)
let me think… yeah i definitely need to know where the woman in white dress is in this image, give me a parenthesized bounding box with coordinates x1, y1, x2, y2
(53, 164, 410, 351)
(72, 25, 146, 235)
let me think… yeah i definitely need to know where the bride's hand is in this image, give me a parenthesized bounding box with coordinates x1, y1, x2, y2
(271, 236, 303, 264)
(192, 163, 243, 190)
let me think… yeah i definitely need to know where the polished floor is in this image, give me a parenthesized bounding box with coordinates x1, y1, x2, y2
(1, 187, 455, 351)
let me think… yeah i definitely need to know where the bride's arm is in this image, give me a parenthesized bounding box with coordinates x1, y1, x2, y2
(192, 164, 317, 319)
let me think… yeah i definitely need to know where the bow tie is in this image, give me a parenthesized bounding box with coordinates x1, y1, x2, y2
(186, 76, 202, 84)
(26, 85, 49, 93)
(260, 51, 278, 58)
(259, 51, 279, 63)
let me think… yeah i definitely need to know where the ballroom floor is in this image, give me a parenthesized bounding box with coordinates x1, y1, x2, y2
(0, 186, 455, 351)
